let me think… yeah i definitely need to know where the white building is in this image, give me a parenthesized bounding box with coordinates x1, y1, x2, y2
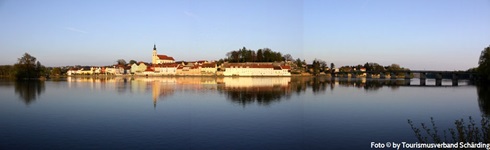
(153, 63, 179, 75)
(222, 63, 291, 76)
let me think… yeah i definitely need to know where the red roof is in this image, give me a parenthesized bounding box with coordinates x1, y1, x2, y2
(281, 65, 291, 70)
(157, 55, 175, 60)
(152, 63, 179, 68)
(202, 63, 216, 68)
(145, 67, 154, 72)
(224, 63, 274, 69)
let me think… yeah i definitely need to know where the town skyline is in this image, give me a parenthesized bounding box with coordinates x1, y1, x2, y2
(1, 0, 489, 70)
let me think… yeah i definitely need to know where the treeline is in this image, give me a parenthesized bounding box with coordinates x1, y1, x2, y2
(0, 53, 55, 79)
(478, 45, 490, 82)
(362, 63, 410, 72)
(336, 63, 410, 76)
(0, 65, 15, 77)
(225, 47, 288, 63)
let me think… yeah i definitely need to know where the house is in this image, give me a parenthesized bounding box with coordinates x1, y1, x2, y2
(67, 68, 80, 76)
(153, 63, 179, 75)
(115, 65, 129, 75)
(176, 63, 201, 75)
(132, 62, 149, 74)
(105, 66, 117, 75)
(77, 67, 93, 75)
(201, 62, 217, 74)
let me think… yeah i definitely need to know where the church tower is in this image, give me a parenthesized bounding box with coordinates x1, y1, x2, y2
(152, 44, 157, 64)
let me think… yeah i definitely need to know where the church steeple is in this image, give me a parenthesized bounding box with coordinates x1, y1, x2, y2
(152, 44, 158, 64)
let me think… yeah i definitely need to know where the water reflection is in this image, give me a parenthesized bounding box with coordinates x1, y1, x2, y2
(217, 77, 292, 106)
(14, 80, 45, 105)
(64, 77, 475, 107)
(477, 84, 490, 116)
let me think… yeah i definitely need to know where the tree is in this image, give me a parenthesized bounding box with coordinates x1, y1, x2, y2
(295, 58, 303, 67)
(224, 47, 289, 63)
(478, 45, 490, 81)
(283, 54, 293, 62)
(15, 53, 42, 79)
(312, 59, 321, 75)
(257, 49, 263, 62)
(0, 65, 15, 77)
(129, 60, 137, 65)
(263, 49, 271, 62)
(318, 60, 327, 72)
(51, 67, 62, 76)
(117, 59, 127, 65)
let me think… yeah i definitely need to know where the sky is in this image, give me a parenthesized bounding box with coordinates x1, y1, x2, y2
(0, 0, 489, 70)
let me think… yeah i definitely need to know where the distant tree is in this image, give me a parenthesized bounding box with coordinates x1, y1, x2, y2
(224, 47, 289, 63)
(217, 59, 225, 66)
(318, 59, 327, 72)
(330, 63, 335, 69)
(388, 64, 401, 71)
(51, 67, 62, 76)
(478, 45, 490, 81)
(295, 58, 303, 67)
(263, 49, 271, 62)
(312, 59, 321, 75)
(117, 59, 127, 65)
(257, 49, 263, 62)
(276, 52, 283, 62)
(364, 62, 385, 73)
(364, 62, 371, 71)
(129, 60, 137, 65)
(227, 51, 239, 62)
(15, 53, 43, 79)
(0, 65, 15, 77)
(283, 54, 293, 62)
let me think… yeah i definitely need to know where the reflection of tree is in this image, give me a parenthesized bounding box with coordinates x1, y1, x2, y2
(219, 86, 291, 106)
(14, 80, 45, 105)
(477, 84, 490, 116)
(290, 77, 308, 94)
(364, 80, 383, 91)
(309, 77, 328, 94)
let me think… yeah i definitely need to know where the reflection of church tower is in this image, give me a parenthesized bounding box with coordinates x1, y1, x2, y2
(152, 44, 157, 64)
(152, 81, 160, 108)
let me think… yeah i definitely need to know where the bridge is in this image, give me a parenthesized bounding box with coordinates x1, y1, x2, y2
(332, 70, 477, 86)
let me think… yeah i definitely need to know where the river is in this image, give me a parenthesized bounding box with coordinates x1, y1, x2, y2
(0, 77, 486, 149)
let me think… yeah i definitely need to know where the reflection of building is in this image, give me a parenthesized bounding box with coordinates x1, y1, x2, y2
(218, 77, 292, 106)
(222, 77, 290, 88)
(66, 77, 293, 107)
(150, 80, 175, 108)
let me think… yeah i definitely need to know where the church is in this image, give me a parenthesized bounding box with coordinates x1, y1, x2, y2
(152, 44, 175, 64)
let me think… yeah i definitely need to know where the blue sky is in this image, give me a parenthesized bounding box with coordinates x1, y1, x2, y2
(0, 0, 488, 70)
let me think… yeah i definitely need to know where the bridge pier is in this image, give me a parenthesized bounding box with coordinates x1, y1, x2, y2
(435, 73, 443, 86)
(419, 72, 426, 86)
(419, 72, 426, 80)
(452, 73, 458, 86)
(420, 78, 426, 86)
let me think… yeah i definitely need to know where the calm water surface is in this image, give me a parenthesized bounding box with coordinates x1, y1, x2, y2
(0, 77, 486, 149)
